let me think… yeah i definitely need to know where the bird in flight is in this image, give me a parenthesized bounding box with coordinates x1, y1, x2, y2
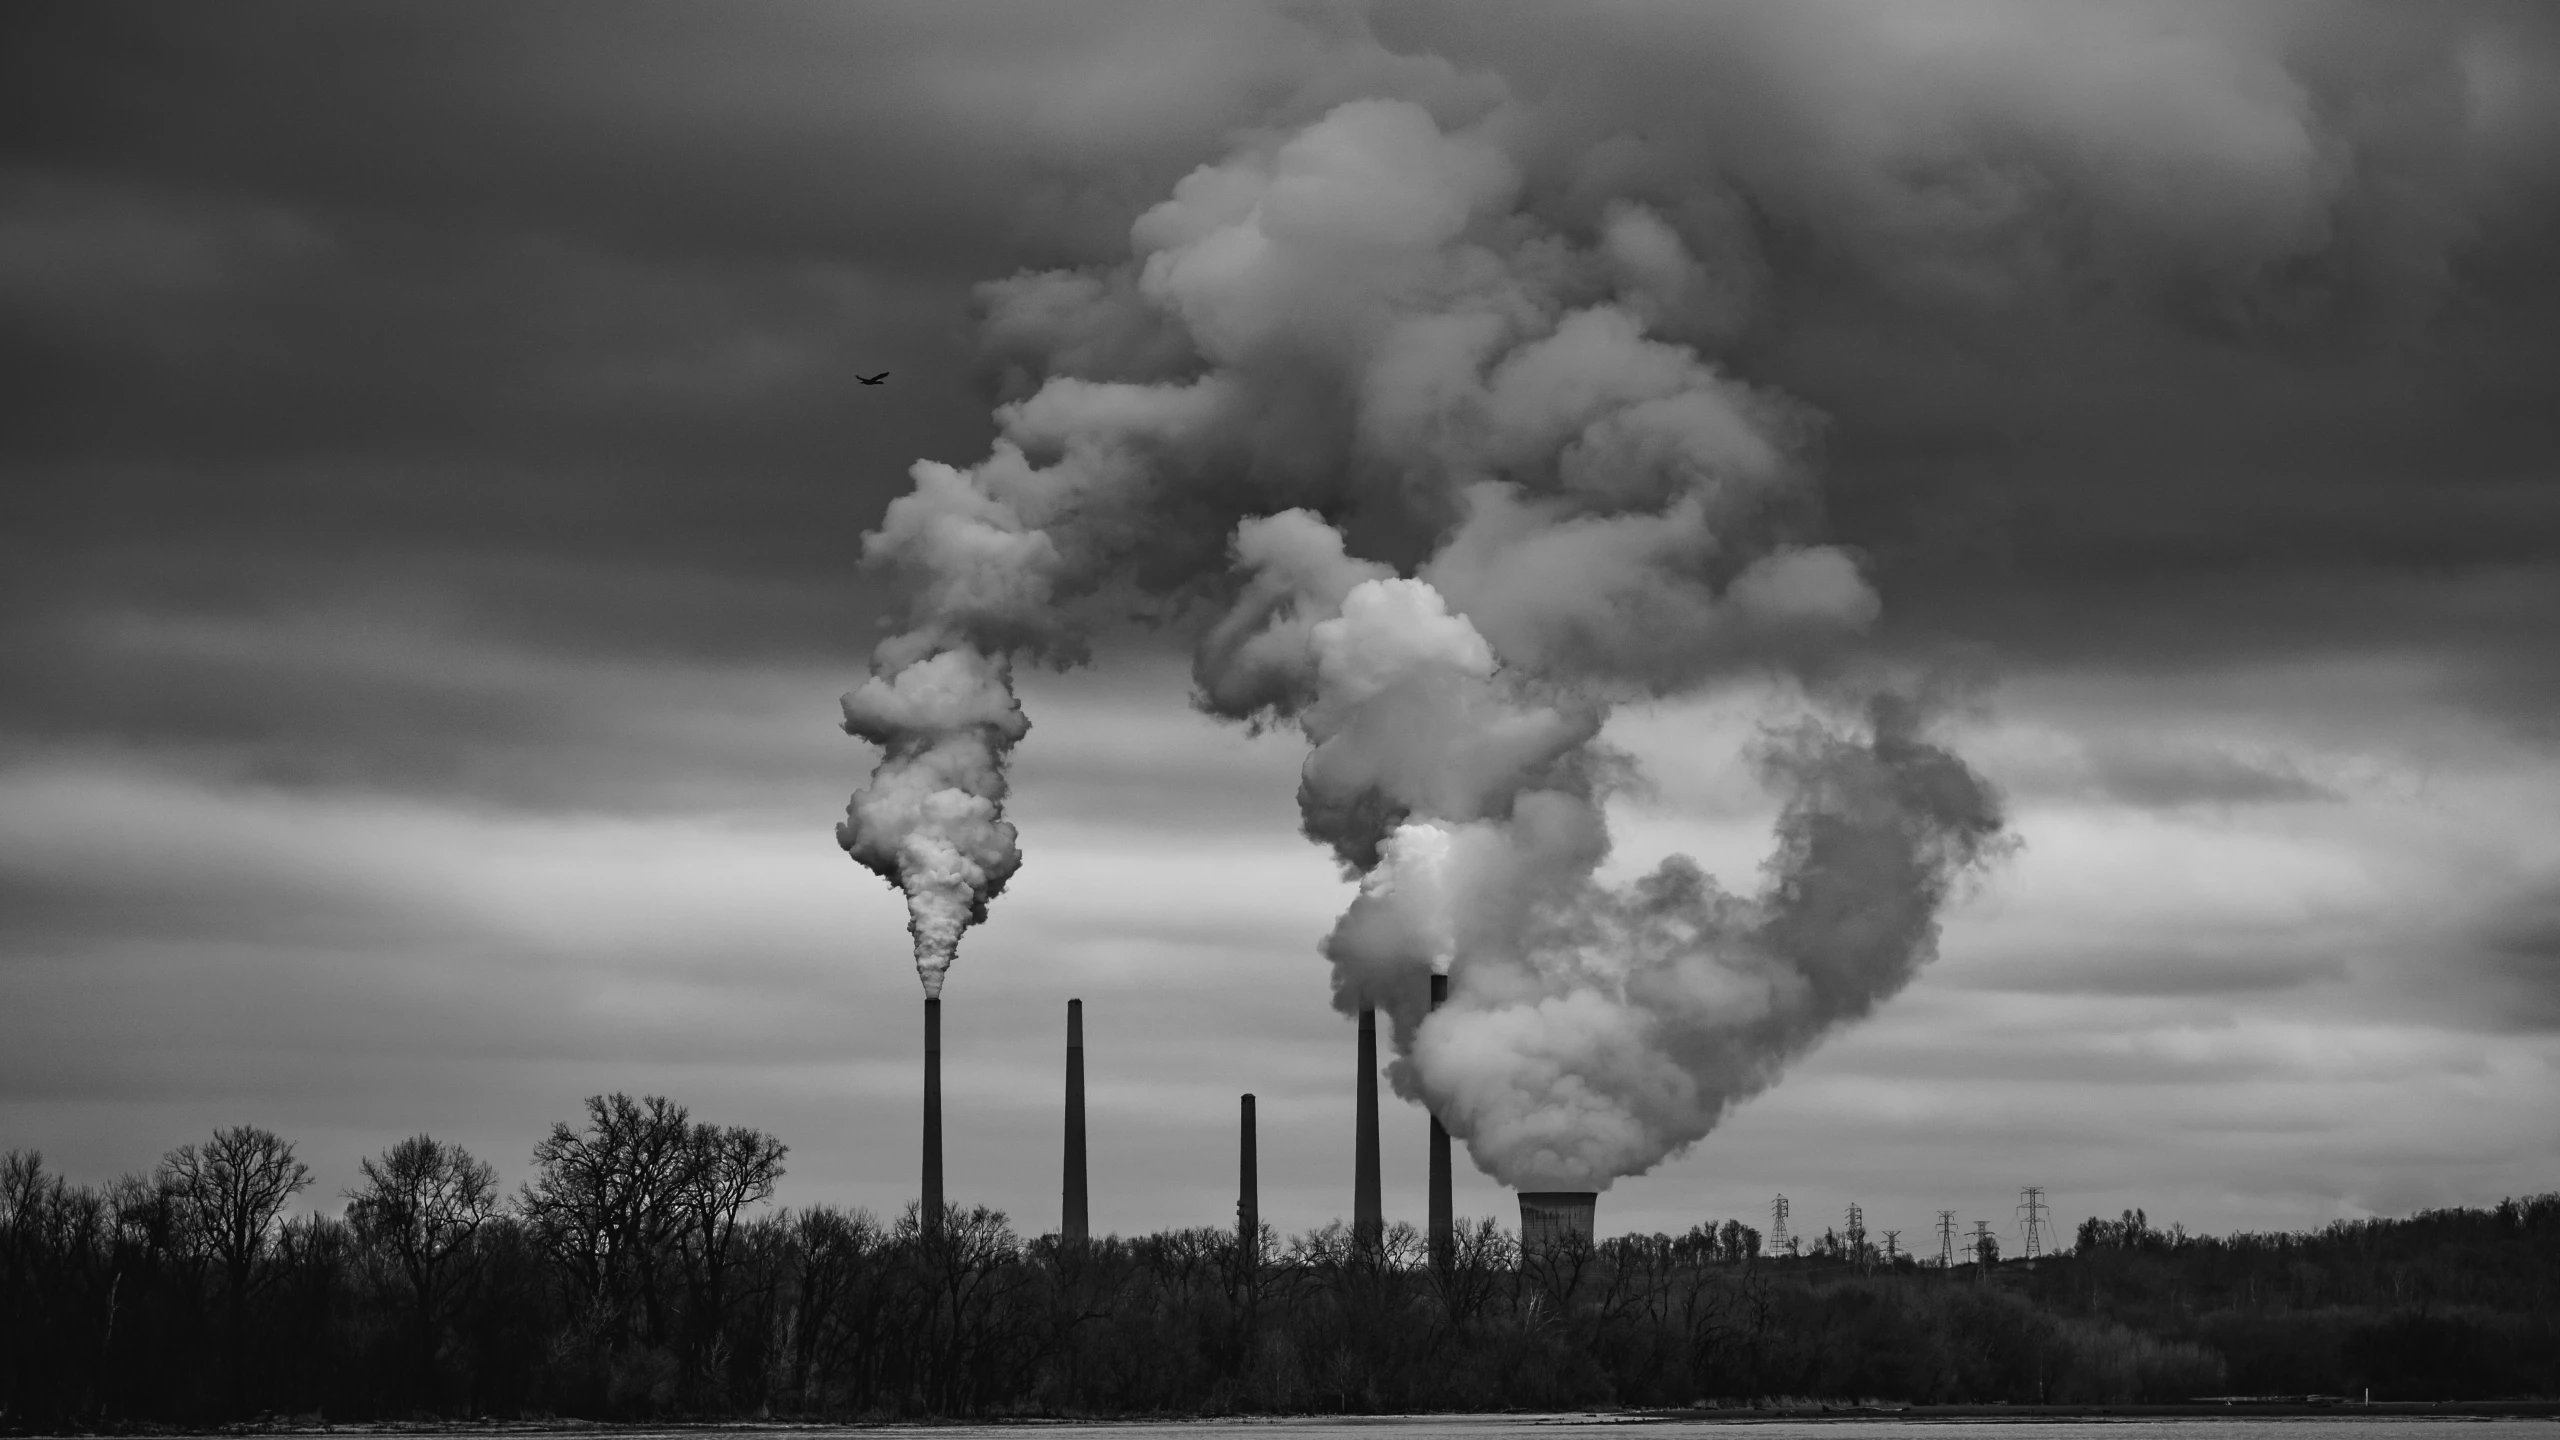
(858, 372, 889, 385)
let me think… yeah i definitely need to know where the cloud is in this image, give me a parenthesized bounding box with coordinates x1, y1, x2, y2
(2081, 739, 2339, 808)
(2475, 886, 2560, 1029)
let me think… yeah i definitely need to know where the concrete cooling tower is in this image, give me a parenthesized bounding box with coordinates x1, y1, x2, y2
(1519, 1191, 1597, 1254)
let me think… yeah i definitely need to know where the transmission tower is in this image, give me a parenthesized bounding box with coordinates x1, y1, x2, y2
(1971, 1219, 1996, 1272)
(1935, 1210, 1958, 1269)
(1771, 1195, 1791, 1257)
(1844, 1203, 1868, 1269)
(1883, 1228, 1901, 1264)
(2016, 1187, 2051, 1267)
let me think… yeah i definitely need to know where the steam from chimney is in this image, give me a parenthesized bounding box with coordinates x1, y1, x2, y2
(844, 94, 2007, 1187)
(839, 646, 1032, 994)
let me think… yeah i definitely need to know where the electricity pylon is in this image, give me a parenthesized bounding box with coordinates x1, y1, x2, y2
(1936, 1210, 1958, 1269)
(2017, 1187, 2051, 1268)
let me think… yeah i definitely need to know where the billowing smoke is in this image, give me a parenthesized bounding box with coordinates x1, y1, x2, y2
(838, 647, 1029, 996)
(835, 461, 1063, 993)
(843, 92, 2007, 1176)
(1333, 697, 2007, 1190)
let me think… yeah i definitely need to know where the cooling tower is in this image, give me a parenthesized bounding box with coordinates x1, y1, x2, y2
(922, 995, 943, 1231)
(1353, 1007, 1382, 1247)
(1238, 1092, 1258, 1266)
(1062, 998, 1088, 1245)
(1519, 1191, 1596, 1254)
(1428, 973, 1452, 1268)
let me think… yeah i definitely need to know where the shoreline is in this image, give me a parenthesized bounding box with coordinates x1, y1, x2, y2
(15, 1401, 2559, 1436)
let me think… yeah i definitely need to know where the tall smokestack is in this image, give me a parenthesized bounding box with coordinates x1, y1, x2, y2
(1428, 973, 1452, 1269)
(1519, 1191, 1597, 1256)
(1062, 998, 1088, 1245)
(1354, 1006, 1382, 1248)
(1238, 1093, 1258, 1266)
(922, 995, 943, 1232)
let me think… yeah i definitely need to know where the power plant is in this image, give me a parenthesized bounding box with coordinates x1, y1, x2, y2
(915, 981, 1614, 1256)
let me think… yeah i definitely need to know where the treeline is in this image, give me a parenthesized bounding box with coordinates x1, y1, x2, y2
(3, 1097, 2554, 1426)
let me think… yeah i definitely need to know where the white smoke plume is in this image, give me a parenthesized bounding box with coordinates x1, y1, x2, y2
(1396, 696, 2007, 1190)
(844, 91, 2008, 1175)
(838, 647, 1029, 996)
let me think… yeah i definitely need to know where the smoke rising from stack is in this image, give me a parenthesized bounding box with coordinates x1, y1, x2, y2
(839, 647, 1033, 995)
(844, 93, 2007, 1196)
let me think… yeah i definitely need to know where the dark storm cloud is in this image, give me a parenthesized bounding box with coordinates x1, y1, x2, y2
(1362, 0, 2560, 733)
(9, 0, 2557, 686)
(0, 3, 1287, 272)
(0, 172, 978, 578)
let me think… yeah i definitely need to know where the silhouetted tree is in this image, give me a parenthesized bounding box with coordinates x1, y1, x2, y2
(673, 1120, 787, 1398)
(157, 1126, 309, 1408)
(6, 1119, 2553, 1422)
(519, 1093, 692, 1352)
(345, 1135, 497, 1407)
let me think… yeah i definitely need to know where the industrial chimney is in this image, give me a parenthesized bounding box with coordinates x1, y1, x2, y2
(1428, 974, 1452, 1269)
(1062, 998, 1088, 1245)
(1519, 1191, 1596, 1255)
(1353, 1007, 1382, 1248)
(922, 995, 943, 1231)
(1238, 1093, 1258, 1268)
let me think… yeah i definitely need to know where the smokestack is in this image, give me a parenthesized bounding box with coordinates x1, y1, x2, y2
(1354, 1006, 1382, 1248)
(1238, 1093, 1258, 1266)
(1428, 973, 1452, 1269)
(922, 995, 943, 1232)
(1519, 1191, 1596, 1256)
(1062, 998, 1088, 1245)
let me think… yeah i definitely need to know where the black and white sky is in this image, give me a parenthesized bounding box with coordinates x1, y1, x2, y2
(4, 0, 2556, 1244)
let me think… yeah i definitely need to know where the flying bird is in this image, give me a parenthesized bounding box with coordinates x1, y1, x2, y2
(859, 372, 889, 385)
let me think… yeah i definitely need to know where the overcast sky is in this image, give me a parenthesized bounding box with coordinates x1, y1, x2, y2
(3, 0, 2556, 1250)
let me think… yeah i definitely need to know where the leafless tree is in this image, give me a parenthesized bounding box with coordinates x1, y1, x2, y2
(673, 1121, 786, 1391)
(899, 1201, 1031, 1414)
(779, 1205, 888, 1408)
(156, 1126, 310, 1405)
(519, 1093, 692, 1344)
(1429, 1216, 1512, 1329)
(346, 1134, 498, 1403)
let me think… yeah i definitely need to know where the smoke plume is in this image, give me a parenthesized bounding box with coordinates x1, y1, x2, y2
(843, 91, 2008, 1176)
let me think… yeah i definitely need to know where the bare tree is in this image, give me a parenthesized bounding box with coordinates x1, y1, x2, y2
(519, 1093, 693, 1345)
(157, 1126, 310, 1407)
(673, 1121, 786, 1393)
(346, 1135, 498, 1404)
